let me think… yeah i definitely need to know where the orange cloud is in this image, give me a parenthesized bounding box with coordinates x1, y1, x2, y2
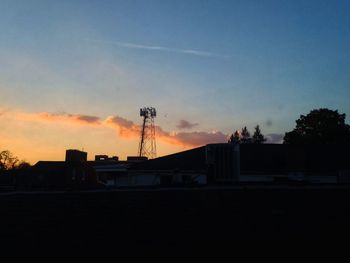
(106, 115, 228, 146)
(105, 116, 140, 138)
(3, 109, 228, 147)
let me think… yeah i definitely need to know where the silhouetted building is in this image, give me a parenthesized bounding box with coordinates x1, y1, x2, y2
(206, 143, 240, 183)
(95, 155, 119, 161)
(94, 164, 128, 186)
(239, 144, 350, 176)
(128, 144, 239, 186)
(65, 149, 87, 162)
(129, 146, 207, 186)
(7, 161, 99, 190)
(127, 156, 148, 162)
(127, 143, 350, 186)
(3, 144, 350, 192)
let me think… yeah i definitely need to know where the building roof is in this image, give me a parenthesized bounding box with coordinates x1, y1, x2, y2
(131, 146, 206, 171)
(34, 161, 93, 171)
(34, 161, 70, 170)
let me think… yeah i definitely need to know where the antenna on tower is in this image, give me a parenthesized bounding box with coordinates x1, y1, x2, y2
(138, 107, 157, 159)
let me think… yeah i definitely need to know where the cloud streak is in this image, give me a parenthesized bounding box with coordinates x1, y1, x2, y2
(39, 112, 101, 125)
(15, 112, 102, 126)
(87, 39, 229, 59)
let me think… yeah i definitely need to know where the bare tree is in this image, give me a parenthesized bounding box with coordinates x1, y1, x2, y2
(0, 150, 19, 170)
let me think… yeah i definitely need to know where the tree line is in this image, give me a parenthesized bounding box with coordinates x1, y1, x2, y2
(228, 125, 266, 144)
(229, 108, 350, 145)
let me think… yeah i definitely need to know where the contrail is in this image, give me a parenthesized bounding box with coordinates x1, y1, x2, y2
(87, 39, 229, 59)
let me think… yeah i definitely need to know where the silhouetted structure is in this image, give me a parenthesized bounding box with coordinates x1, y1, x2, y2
(131, 143, 240, 186)
(2, 143, 350, 191)
(206, 143, 240, 183)
(138, 107, 157, 159)
(130, 143, 350, 185)
(127, 156, 148, 162)
(238, 143, 350, 184)
(0, 149, 98, 190)
(89, 160, 127, 187)
(65, 149, 87, 162)
(95, 155, 119, 161)
(31, 161, 97, 189)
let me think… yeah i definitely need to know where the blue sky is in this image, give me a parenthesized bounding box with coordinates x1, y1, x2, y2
(1, 0, 350, 162)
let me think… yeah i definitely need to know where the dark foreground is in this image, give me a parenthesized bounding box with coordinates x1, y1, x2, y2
(1, 186, 350, 252)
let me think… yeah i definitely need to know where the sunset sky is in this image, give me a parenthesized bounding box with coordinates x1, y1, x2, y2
(1, 0, 350, 164)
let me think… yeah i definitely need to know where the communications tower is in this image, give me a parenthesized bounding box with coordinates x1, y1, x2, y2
(138, 107, 157, 159)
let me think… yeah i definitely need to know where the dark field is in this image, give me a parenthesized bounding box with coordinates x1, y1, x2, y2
(1, 186, 350, 252)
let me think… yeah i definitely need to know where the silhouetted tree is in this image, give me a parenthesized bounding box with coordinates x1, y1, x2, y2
(284, 108, 350, 144)
(252, 125, 266, 144)
(228, 134, 234, 144)
(228, 130, 240, 144)
(0, 150, 30, 170)
(16, 161, 31, 170)
(0, 150, 19, 170)
(241, 126, 252, 144)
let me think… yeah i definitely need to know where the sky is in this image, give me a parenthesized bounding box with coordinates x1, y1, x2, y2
(1, 0, 350, 164)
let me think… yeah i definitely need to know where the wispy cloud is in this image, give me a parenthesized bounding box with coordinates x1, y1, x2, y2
(176, 119, 199, 130)
(87, 39, 229, 59)
(38, 112, 102, 125)
(14, 111, 102, 126)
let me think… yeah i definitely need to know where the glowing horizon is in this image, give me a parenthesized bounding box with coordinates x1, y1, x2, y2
(0, 107, 231, 164)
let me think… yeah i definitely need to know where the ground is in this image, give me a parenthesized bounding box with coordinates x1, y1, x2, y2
(1, 186, 350, 254)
